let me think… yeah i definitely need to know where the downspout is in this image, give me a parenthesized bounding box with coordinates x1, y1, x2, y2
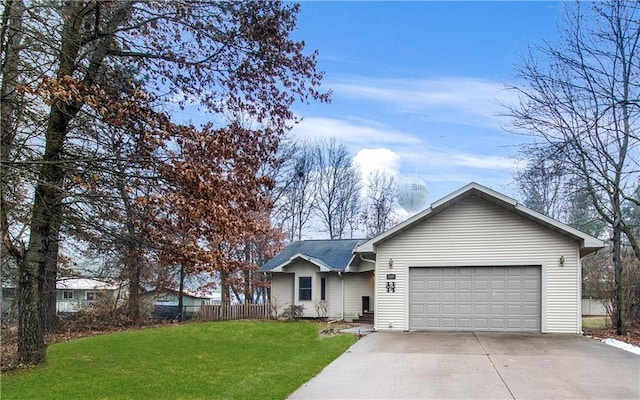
(338, 271, 344, 320)
(360, 255, 376, 265)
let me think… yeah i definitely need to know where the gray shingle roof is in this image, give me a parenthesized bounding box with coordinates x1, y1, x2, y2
(260, 239, 363, 272)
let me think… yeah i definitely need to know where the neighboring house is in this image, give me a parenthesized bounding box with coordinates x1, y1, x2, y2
(263, 182, 604, 333)
(143, 288, 222, 319)
(261, 239, 374, 320)
(56, 278, 123, 312)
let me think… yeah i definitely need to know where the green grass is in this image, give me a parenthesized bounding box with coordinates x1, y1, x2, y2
(1, 320, 357, 400)
(583, 316, 611, 329)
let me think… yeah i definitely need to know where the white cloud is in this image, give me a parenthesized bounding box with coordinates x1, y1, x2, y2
(292, 116, 422, 148)
(353, 148, 401, 180)
(331, 76, 518, 129)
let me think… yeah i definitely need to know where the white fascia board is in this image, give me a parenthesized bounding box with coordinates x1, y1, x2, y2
(514, 204, 604, 250)
(271, 253, 334, 272)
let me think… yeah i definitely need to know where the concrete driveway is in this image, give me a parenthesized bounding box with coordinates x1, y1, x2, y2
(289, 332, 640, 400)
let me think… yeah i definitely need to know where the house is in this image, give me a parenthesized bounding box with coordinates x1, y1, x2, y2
(56, 278, 123, 312)
(143, 288, 222, 319)
(263, 182, 604, 333)
(261, 239, 374, 320)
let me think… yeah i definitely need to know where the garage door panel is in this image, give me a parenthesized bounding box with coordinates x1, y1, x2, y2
(507, 292, 522, 302)
(490, 292, 505, 302)
(410, 266, 541, 332)
(442, 292, 456, 302)
(426, 281, 440, 290)
(491, 304, 505, 314)
(442, 304, 456, 314)
(474, 280, 489, 290)
(426, 292, 440, 302)
(523, 319, 540, 329)
(474, 292, 489, 302)
(458, 280, 472, 290)
(457, 292, 472, 302)
(426, 304, 439, 314)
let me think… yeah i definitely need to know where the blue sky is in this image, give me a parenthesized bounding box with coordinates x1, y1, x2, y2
(289, 1, 565, 205)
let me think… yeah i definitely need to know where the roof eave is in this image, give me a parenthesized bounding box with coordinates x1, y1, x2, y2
(270, 253, 336, 273)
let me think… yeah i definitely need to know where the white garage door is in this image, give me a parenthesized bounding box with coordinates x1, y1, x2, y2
(409, 266, 540, 332)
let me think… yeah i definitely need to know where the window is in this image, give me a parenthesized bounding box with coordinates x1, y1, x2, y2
(298, 277, 312, 301)
(63, 290, 74, 299)
(86, 291, 99, 301)
(2, 288, 15, 299)
(320, 278, 326, 301)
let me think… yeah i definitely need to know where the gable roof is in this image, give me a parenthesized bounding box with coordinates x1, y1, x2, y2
(355, 182, 604, 257)
(56, 278, 119, 291)
(260, 239, 363, 272)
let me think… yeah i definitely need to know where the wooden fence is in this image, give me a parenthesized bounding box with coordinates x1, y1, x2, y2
(196, 303, 271, 322)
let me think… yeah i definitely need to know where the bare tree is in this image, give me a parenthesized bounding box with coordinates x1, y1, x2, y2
(361, 170, 397, 238)
(314, 139, 361, 239)
(279, 140, 319, 241)
(506, 1, 640, 334)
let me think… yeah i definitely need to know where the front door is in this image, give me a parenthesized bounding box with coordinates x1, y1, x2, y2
(362, 296, 370, 313)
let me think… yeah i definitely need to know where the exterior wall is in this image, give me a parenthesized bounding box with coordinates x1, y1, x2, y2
(289, 261, 321, 318)
(269, 261, 374, 320)
(375, 196, 581, 333)
(56, 289, 118, 312)
(270, 273, 294, 314)
(343, 272, 375, 320)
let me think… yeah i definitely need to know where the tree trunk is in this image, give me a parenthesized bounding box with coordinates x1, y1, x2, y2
(0, 0, 25, 258)
(613, 222, 626, 335)
(17, 253, 45, 364)
(177, 264, 185, 322)
(127, 252, 141, 325)
(40, 204, 61, 333)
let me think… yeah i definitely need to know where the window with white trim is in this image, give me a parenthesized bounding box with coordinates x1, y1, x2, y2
(86, 291, 99, 301)
(299, 277, 312, 301)
(63, 290, 74, 299)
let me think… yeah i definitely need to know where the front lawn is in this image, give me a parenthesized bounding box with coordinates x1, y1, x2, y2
(1, 321, 357, 400)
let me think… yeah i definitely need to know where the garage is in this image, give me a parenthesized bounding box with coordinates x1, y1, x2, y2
(354, 183, 604, 334)
(409, 266, 541, 332)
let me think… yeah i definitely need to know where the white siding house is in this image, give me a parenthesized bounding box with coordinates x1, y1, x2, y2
(56, 278, 123, 312)
(263, 183, 603, 333)
(354, 183, 603, 334)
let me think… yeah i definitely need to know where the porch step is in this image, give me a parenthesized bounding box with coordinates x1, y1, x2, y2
(353, 311, 374, 324)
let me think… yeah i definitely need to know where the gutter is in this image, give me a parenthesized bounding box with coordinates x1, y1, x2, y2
(338, 271, 345, 320)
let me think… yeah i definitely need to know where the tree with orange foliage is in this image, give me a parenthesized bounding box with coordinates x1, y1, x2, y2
(1, 1, 327, 365)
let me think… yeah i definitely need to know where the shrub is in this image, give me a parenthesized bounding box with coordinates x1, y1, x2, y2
(281, 304, 304, 320)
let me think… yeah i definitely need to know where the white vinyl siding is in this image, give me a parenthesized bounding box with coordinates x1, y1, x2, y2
(375, 196, 580, 333)
(269, 261, 374, 320)
(270, 273, 294, 315)
(343, 272, 375, 320)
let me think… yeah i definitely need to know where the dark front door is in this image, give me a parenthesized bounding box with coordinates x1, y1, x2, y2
(362, 296, 370, 313)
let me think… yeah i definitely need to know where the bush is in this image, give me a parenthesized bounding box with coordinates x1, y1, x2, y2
(281, 304, 304, 320)
(59, 293, 132, 331)
(583, 246, 640, 326)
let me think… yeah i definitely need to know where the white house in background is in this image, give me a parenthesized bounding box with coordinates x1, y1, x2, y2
(142, 287, 222, 319)
(56, 278, 123, 312)
(263, 182, 604, 333)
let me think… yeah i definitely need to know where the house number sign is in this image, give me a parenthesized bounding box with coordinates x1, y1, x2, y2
(386, 281, 396, 293)
(386, 274, 396, 280)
